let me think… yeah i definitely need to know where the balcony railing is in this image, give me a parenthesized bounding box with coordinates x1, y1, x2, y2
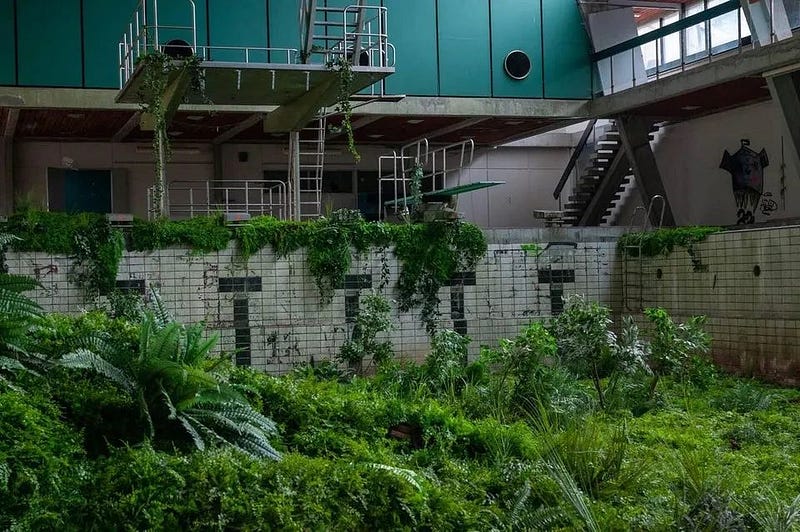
(162, 180, 288, 220)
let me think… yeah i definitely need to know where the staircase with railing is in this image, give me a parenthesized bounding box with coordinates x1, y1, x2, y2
(289, 116, 327, 221)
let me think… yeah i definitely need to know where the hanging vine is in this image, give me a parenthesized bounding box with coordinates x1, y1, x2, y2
(327, 56, 360, 162)
(136, 51, 206, 218)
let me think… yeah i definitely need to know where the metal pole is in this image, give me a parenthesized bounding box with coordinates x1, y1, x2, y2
(290, 131, 301, 221)
(153, 0, 160, 50)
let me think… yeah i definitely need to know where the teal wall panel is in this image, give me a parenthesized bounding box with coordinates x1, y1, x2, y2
(83, 0, 137, 88)
(490, 0, 542, 98)
(382, 0, 438, 95)
(145, 0, 208, 53)
(17, 0, 82, 86)
(0, 0, 15, 85)
(209, 0, 267, 63)
(268, 0, 300, 61)
(541, 0, 592, 99)
(437, 0, 491, 97)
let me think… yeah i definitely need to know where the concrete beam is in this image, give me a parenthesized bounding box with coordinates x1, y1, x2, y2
(213, 113, 263, 144)
(263, 76, 338, 132)
(413, 117, 490, 143)
(326, 114, 381, 141)
(111, 111, 141, 142)
(493, 118, 585, 147)
(739, 0, 792, 46)
(586, 34, 800, 119)
(139, 70, 191, 131)
(357, 96, 588, 119)
(616, 115, 675, 226)
(766, 70, 800, 180)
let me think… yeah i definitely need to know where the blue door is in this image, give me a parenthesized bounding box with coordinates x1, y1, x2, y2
(64, 170, 112, 213)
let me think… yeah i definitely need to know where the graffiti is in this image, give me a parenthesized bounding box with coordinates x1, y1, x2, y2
(760, 192, 778, 216)
(720, 139, 769, 225)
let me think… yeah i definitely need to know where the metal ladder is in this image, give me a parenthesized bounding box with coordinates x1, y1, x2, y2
(288, 116, 326, 220)
(622, 194, 665, 312)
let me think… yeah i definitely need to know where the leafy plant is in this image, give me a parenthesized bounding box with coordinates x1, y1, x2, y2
(644, 307, 710, 399)
(0, 270, 46, 388)
(550, 295, 616, 409)
(59, 291, 280, 459)
(337, 292, 394, 374)
(129, 215, 232, 253)
(423, 329, 471, 398)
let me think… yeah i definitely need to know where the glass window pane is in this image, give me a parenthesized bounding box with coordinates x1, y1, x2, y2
(684, 1, 707, 58)
(661, 12, 680, 65)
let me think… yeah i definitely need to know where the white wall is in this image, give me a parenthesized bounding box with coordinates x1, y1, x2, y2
(10, 139, 572, 228)
(651, 101, 800, 226)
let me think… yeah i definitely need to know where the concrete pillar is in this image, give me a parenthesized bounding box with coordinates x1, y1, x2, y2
(739, 0, 792, 46)
(586, 8, 648, 95)
(766, 71, 800, 179)
(616, 115, 676, 227)
(0, 140, 12, 216)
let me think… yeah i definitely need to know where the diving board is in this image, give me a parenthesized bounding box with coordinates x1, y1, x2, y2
(383, 181, 505, 207)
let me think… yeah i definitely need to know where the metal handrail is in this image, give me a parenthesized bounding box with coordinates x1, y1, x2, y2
(553, 118, 597, 200)
(167, 180, 288, 219)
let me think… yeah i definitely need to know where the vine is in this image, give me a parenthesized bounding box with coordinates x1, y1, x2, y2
(618, 226, 722, 258)
(327, 57, 359, 162)
(136, 51, 207, 218)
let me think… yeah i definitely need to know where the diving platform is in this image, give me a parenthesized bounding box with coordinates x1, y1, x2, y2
(383, 181, 505, 207)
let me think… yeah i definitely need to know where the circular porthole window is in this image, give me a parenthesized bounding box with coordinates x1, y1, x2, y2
(163, 39, 193, 59)
(504, 50, 532, 80)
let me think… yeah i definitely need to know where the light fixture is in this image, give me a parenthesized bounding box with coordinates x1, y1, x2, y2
(61, 156, 78, 170)
(505, 120, 524, 126)
(680, 105, 702, 111)
(186, 115, 205, 121)
(368, 134, 384, 139)
(169, 130, 184, 136)
(66, 112, 85, 119)
(406, 119, 424, 124)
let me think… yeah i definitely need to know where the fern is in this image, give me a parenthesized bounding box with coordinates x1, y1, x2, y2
(362, 463, 425, 493)
(60, 348, 135, 393)
(544, 454, 600, 532)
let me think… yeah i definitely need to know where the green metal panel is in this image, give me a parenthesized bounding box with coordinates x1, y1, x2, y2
(437, 0, 491, 97)
(65, 170, 112, 214)
(83, 0, 137, 88)
(383, 0, 438, 95)
(490, 0, 542, 98)
(0, 0, 15, 85)
(17, 0, 82, 87)
(541, 0, 591, 99)
(268, 0, 300, 62)
(208, 0, 267, 63)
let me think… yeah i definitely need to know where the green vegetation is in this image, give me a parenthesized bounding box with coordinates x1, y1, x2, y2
(2, 265, 800, 530)
(1, 211, 486, 333)
(618, 226, 722, 257)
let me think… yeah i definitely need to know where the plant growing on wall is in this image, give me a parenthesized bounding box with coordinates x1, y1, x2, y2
(327, 57, 359, 162)
(618, 227, 722, 259)
(337, 291, 394, 375)
(137, 51, 206, 218)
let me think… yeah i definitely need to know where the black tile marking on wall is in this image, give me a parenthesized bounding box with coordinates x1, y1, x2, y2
(446, 271, 477, 286)
(115, 279, 145, 294)
(219, 276, 263, 367)
(219, 276, 262, 293)
(340, 274, 374, 330)
(538, 268, 576, 316)
(447, 271, 475, 334)
(340, 274, 373, 290)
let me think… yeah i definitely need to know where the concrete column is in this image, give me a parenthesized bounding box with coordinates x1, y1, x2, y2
(0, 140, 12, 216)
(616, 116, 676, 227)
(586, 8, 648, 95)
(739, 0, 792, 46)
(766, 71, 800, 179)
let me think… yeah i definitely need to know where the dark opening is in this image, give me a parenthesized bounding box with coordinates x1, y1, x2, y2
(359, 50, 370, 67)
(163, 39, 193, 59)
(656, 268, 663, 280)
(753, 265, 761, 277)
(504, 50, 531, 80)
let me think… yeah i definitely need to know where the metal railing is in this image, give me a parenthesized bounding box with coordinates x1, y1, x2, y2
(308, 5, 395, 68)
(378, 138, 476, 218)
(593, 0, 792, 95)
(166, 180, 288, 219)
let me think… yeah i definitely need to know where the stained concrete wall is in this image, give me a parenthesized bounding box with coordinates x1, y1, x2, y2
(628, 225, 800, 385)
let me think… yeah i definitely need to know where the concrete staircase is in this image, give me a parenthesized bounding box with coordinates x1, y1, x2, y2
(562, 120, 657, 226)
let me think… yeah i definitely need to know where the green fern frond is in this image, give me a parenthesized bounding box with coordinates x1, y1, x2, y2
(544, 454, 600, 532)
(0, 273, 41, 294)
(148, 285, 173, 328)
(362, 463, 424, 493)
(0, 233, 19, 248)
(60, 348, 135, 393)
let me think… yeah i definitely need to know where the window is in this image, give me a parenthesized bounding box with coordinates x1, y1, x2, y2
(47, 168, 114, 214)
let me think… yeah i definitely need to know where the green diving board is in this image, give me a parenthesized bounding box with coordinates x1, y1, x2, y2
(383, 181, 505, 207)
